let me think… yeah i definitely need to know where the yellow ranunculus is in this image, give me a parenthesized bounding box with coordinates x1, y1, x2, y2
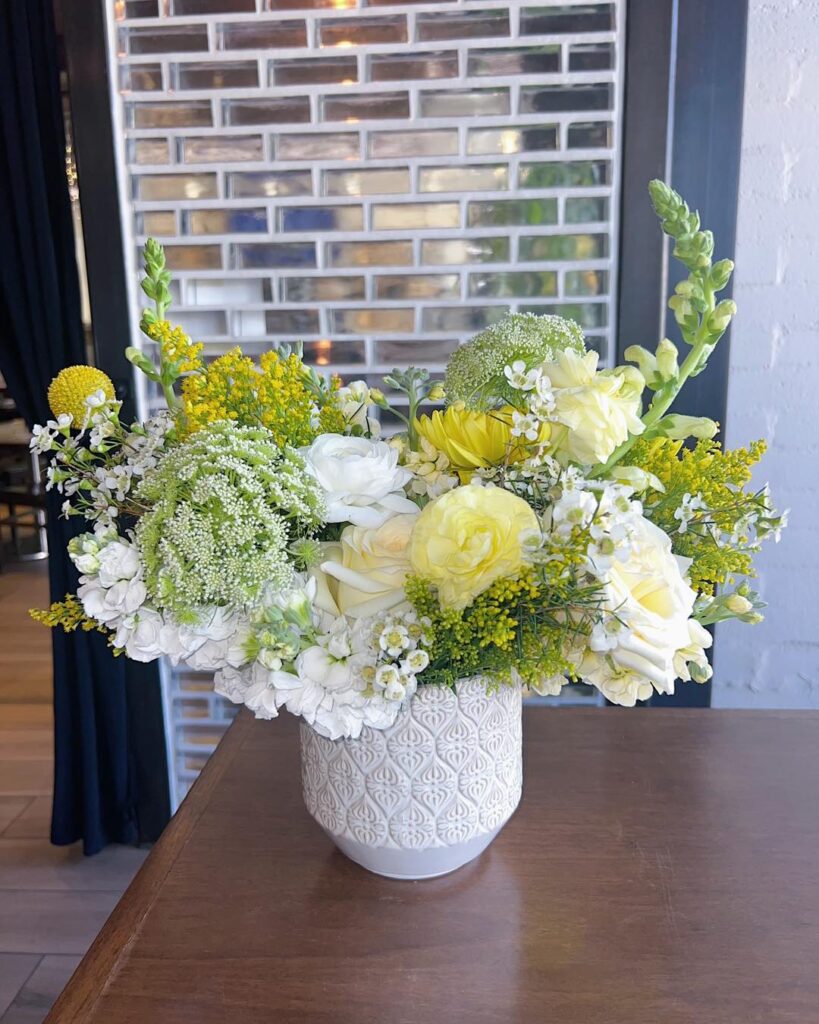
(409, 484, 539, 610)
(415, 402, 548, 480)
(311, 513, 417, 618)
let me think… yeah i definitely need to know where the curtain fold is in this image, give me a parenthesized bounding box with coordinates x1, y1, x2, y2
(0, 0, 169, 854)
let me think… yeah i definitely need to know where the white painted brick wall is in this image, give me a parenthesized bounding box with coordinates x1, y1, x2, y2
(712, 0, 819, 707)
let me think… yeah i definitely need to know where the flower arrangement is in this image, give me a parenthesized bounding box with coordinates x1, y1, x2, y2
(32, 182, 786, 738)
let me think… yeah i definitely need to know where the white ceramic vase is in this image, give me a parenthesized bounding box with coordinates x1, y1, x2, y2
(299, 677, 523, 880)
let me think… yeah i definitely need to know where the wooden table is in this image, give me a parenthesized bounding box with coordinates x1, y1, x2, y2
(48, 709, 819, 1023)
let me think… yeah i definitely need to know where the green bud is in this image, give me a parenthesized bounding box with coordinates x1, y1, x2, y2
(659, 414, 719, 440)
(655, 339, 679, 381)
(624, 344, 658, 382)
(125, 346, 161, 382)
(708, 299, 737, 334)
(710, 259, 734, 291)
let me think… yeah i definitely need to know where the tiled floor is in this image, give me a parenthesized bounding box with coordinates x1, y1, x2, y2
(0, 564, 147, 1021)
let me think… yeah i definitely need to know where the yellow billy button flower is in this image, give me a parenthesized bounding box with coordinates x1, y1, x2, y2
(47, 366, 115, 423)
(408, 483, 539, 610)
(414, 401, 548, 480)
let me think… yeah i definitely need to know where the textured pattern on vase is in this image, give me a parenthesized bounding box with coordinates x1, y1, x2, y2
(300, 678, 522, 850)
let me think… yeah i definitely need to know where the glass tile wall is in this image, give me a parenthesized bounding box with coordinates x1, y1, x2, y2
(106, 0, 625, 803)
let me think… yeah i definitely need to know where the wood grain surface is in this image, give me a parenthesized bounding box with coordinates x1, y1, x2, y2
(47, 709, 819, 1023)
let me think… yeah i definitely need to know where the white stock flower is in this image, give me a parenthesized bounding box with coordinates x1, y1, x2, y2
(580, 516, 696, 706)
(540, 349, 645, 466)
(122, 608, 165, 663)
(96, 539, 141, 587)
(302, 434, 417, 528)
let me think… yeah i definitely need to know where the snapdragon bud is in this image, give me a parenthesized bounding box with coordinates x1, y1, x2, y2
(655, 338, 679, 381)
(726, 594, 753, 615)
(661, 414, 719, 440)
(624, 345, 658, 384)
(708, 299, 737, 333)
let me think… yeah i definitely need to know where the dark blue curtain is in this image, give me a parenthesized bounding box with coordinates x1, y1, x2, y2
(0, 0, 169, 853)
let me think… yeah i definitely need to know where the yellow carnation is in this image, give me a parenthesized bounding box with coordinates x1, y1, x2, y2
(415, 402, 548, 480)
(47, 366, 115, 423)
(409, 483, 539, 610)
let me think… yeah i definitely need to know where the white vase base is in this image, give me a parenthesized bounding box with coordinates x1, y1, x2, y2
(328, 826, 503, 880)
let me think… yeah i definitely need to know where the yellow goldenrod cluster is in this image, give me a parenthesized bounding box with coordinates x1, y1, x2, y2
(48, 366, 115, 422)
(145, 320, 203, 374)
(30, 595, 108, 634)
(630, 436, 768, 593)
(181, 348, 328, 447)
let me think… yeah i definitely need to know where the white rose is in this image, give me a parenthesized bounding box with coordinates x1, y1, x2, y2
(302, 434, 417, 528)
(313, 512, 417, 618)
(541, 349, 645, 466)
(97, 539, 141, 587)
(124, 608, 165, 663)
(581, 516, 696, 705)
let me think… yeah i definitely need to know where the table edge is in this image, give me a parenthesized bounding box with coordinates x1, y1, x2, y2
(45, 710, 254, 1023)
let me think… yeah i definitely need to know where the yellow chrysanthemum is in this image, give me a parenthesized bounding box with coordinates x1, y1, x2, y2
(414, 401, 549, 479)
(48, 366, 115, 423)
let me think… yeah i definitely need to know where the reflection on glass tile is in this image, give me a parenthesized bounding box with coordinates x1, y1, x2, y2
(137, 173, 217, 200)
(186, 278, 272, 304)
(521, 302, 607, 328)
(467, 198, 557, 227)
(267, 0, 356, 8)
(467, 45, 559, 77)
(224, 97, 310, 126)
(276, 132, 360, 160)
(130, 139, 170, 165)
(282, 276, 365, 301)
(520, 4, 614, 35)
(272, 56, 358, 86)
(322, 92, 409, 122)
(421, 238, 510, 265)
(569, 43, 615, 71)
(565, 270, 608, 296)
(520, 84, 613, 114)
(421, 306, 507, 332)
(519, 161, 610, 188)
(568, 121, 612, 149)
(174, 0, 254, 11)
(324, 168, 409, 197)
(469, 271, 557, 298)
(139, 211, 177, 235)
(181, 135, 263, 163)
(121, 64, 162, 91)
(421, 165, 506, 193)
(467, 126, 557, 156)
(229, 170, 312, 197)
(265, 309, 321, 334)
(519, 233, 608, 261)
(279, 206, 364, 231)
(376, 274, 460, 300)
(420, 89, 509, 118)
(303, 340, 365, 365)
(327, 241, 413, 267)
(416, 10, 509, 41)
(375, 338, 460, 363)
(233, 242, 317, 268)
(177, 61, 258, 89)
(130, 101, 212, 128)
(162, 245, 222, 270)
(218, 20, 307, 49)
(369, 51, 457, 82)
(368, 129, 457, 159)
(125, 26, 208, 55)
(123, 0, 158, 15)
(186, 208, 268, 234)
(320, 16, 407, 47)
(329, 309, 414, 333)
(565, 196, 609, 223)
(171, 310, 228, 336)
(372, 202, 459, 230)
